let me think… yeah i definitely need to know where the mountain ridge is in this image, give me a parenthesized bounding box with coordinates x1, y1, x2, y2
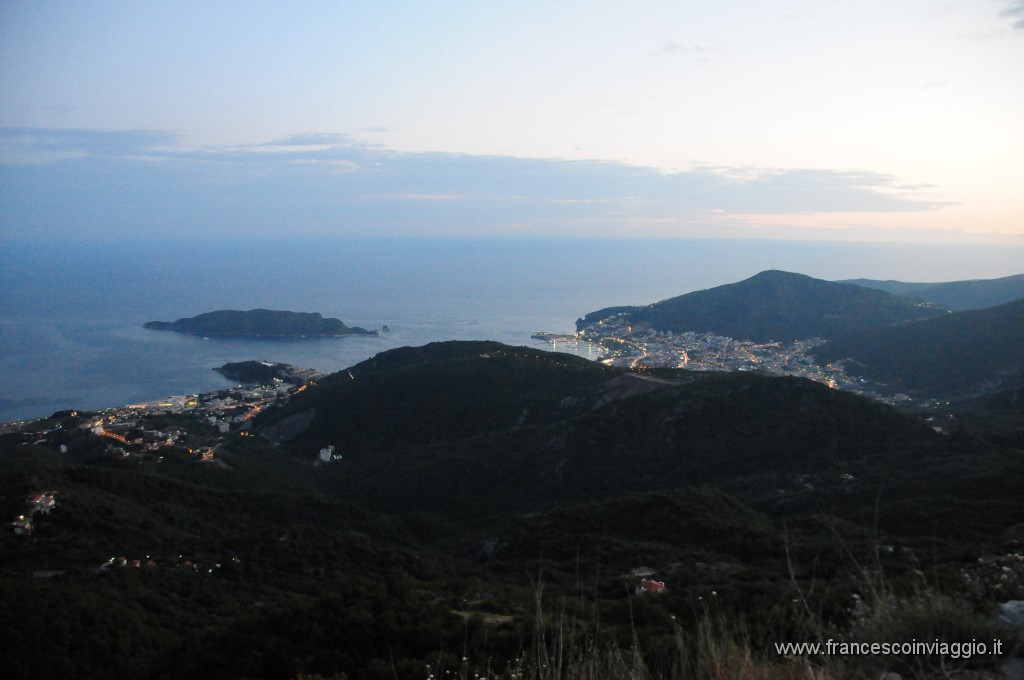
(840, 273, 1024, 311)
(577, 270, 946, 342)
(256, 340, 1020, 539)
(811, 297, 1024, 399)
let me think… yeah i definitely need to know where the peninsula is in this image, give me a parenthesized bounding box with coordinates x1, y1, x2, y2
(144, 309, 377, 338)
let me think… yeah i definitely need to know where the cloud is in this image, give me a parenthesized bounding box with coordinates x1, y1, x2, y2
(288, 158, 360, 171)
(0, 128, 177, 165)
(676, 167, 949, 214)
(0, 127, 949, 241)
(661, 41, 715, 54)
(1000, 0, 1024, 29)
(376, 194, 459, 201)
(259, 133, 358, 147)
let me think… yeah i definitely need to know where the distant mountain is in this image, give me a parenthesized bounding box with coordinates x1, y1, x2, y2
(811, 298, 1024, 399)
(144, 308, 375, 337)
(840, 273, 1024, 311)
(577, 270, 945, 342)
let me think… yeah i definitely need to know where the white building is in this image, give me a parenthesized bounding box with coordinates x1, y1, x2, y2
(318, 445, 335, 463)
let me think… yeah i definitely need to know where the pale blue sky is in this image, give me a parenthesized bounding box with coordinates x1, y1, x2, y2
(1, 0, 1022, 241)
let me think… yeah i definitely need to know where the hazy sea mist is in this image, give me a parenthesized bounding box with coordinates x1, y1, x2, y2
(2, 237, 1022, 422)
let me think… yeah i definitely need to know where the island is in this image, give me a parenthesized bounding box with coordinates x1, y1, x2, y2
(213, 361, 323, 385)
(144, 309, 377, 338)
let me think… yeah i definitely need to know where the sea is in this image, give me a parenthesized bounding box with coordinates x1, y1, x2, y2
(2, 237, 1022, 423)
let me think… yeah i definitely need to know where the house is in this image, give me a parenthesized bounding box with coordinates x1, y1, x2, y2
(31, 493, 57, 514)
(318, 445, 335, 463)
(637, 579, 667, 595)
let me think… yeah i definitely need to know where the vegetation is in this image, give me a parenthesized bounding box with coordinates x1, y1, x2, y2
(2, 340, 1021, 678)
(214, 360, 312, 385)
(577, 270, 946, 342)
(144, 309, 375, 337)
(842, 273, 1024, 312)
(812, 298, 1024, 400)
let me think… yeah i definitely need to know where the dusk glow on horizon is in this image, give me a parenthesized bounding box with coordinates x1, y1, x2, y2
(2, 0, 1022, 242)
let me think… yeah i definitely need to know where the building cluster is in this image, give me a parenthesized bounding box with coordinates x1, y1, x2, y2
(3, 371, 320, 465)
(96, 555, 226, 574)
(569, 315, 909, 404)
(11, 490, 58, 536)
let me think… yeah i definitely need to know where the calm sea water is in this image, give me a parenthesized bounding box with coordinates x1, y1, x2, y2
(2, 237, 1022, 422)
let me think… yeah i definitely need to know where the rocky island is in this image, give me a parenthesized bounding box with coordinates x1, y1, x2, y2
(214, 360, 323, 385)
(144, 309, 377, 338)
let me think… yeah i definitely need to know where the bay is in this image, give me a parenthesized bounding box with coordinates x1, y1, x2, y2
(2, 237, 1022, 423)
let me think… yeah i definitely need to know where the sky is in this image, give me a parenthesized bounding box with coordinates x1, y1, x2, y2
(1, 0, 1023, 243)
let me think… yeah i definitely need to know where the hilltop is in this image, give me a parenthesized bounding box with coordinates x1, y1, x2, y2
(841, 273, 1024, 311)
(259, 341, 1021, 540)
(577, 270, 945, 342)
(144, 308, 376, 337)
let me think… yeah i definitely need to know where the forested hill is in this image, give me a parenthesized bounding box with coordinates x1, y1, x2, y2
(811, 297, 1024, 398)
(4, 340, 1024, 679)
(257, 340, 1020, 538)
(144, 308, 375, 337)
(841, 272, 1024, 311)
(577, 270, 945, 342)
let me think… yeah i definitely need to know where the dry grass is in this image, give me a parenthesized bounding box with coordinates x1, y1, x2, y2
(425, 544, 1020, 680)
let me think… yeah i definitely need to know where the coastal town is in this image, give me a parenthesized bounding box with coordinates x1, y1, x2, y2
(0, 362, 325, 463)
(2, 362, 335, 569)
(4, 315, 935, 482)
(539, 313, 918, 408)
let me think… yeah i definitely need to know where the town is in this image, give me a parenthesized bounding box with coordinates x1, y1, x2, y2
(0, 363, 326, 465)
(545, 314, 919, 408)
(3, 366, 334, 575)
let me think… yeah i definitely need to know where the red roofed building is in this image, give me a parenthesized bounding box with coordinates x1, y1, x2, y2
(637, 579, 667, 595)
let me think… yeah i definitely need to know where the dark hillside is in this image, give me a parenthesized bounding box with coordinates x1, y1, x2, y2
(5, 340, 1023, 679)
(812, 298, 1024, 399)
(262, 340, 621, 451)
(578, 270, 945, 341)
(260, 342, 1024, 544)
(842, 273, 1024, 311)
